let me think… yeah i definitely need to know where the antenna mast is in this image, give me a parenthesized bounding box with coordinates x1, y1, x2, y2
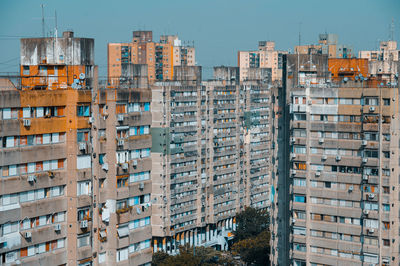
(55, 10, 58, 38)
(390, 18, 394, 41)
(298, 22, 302, 46)
(41, 4, 45, 37)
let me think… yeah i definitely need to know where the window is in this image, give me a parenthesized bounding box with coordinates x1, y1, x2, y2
(383, 98, 390, 105)
(294, 195, 306, 203)
(293, 243, 306, 252)
(77, 105, 90, 117)
(77, 155, 91, 169)
(293, 178, 306, 187)
(77, 234, 90, 247)
(383, 239, 390, 246)
(99, 252, 106, 263)
(293, 226, 306, 235)
(383, 204, 390, 211)
(77, 181, 91, 196)
(117, 247, 128, 262)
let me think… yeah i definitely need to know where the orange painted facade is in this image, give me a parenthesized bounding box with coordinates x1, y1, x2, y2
(328, 58, 369, 81)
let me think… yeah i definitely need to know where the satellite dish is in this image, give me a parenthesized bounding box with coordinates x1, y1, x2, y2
(74, 79, 80, 84)
(79, 73, 86, 80)
(355, 76, 359, 81)
(343, 77, 348, 82)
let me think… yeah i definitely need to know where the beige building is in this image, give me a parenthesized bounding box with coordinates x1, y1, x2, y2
(359, 40, 399, 82)
(271, 54, 400, 265)
(238, 41, 287, 81)
(150, 66, 272, 253)
(295, 33, 354, 59)
(108, 31, 195, 86)
(0, 33, 153, 266)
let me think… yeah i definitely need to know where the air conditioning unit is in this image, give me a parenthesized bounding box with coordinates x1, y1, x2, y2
(24, 232, 32, 238)
(348, 185, 354, 192)
(54, 224, 61, 231)
(307, 100, 312, 105)
(290, 170, 297, 176)
(291, 153, 296, 159)
(80, 220, 88, 229)
(27, 175, 36, 183)
(367, 228, 375, 234)
(117, 139, 124, 146)
(102, 163, 109, 171)
(319, 138, 324, 144)
(362, 140, 367, 146)
(290, 137, 296, 143)
(362, 158, 368, 163)
(315, 171, 321, 177)
(369, 106, 375, 112)
(78, 142, 87, 151)
(363, 174, 369, 180)
(117, 114, 124, 122)
(336, 155, 342, 161)
(139, 182, 145, 190)
(88, 116, 94, 124)
(321, 155, 327, 160)
(132, 160, 138, 167)
(23, 119, 31, 127)
(368, 193, 375, 199)
(363, 210, 369, 216)
(122, 163, 129, 170)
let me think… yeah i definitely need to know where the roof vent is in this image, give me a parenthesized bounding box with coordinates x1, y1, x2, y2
(63, 31, 74, 38)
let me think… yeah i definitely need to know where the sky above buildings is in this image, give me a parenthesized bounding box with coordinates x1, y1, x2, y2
(0, 0, 399, 78)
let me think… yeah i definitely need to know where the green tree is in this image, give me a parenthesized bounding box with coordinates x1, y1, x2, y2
(152, 244, 234, 266)
(231, 207, 271, 265)
(234, 207, 270, 241)
(231, 230, 271, 265)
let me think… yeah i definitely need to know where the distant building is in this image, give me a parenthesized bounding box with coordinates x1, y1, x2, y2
(295, 33, 354, 58)
(359, 40, 399, 82)
(108, 31, 195, 85)
(238, 41, 287, 81)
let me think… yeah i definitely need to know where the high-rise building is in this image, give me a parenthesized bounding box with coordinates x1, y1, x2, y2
(108, 31, 195, 86)
(359, 40, 399, 82)
(295, 33, 354, 59)
(0, 31, 96, 265)
(150, 66, 272, 253)
(0, 32, 154, 266)
(271, 54, 400, 265)
(238, 41, 287, 81)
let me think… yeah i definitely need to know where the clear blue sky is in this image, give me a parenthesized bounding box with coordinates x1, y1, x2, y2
(0, 0, 399, 78)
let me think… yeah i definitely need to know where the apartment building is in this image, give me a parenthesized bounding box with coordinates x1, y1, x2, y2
(238, 41, 286, 81)
(150, 66, 272, 253)
(93, 63, 153, 266)
(359, 40, 399, 82)
(0, 32, 153, 266)
(295, 33, 354, 59)
(271, 54, 400, 265)
(108, 31, 195, 86)
(0, 31, 95, 265)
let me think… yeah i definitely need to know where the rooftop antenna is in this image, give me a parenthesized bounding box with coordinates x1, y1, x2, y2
(390, 18, 394, 41)
(41, 4, 45, 37)
(298, 22, 302, 46)
(54, 10, 58, 38)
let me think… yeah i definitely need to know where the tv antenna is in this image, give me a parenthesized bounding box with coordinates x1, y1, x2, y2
(390, 18, 395, 41)
(41, 4, 45, 37)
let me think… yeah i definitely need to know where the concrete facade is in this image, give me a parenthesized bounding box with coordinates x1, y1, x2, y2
(150, 66, 272, 254)
(295, 33, 354, 59)
(238, 41, 286, 82)
(359, 40, 399, 83)
(0, 33, 153, 266)
(108, 31, 195, 86)
(271, 54, 400, 265)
